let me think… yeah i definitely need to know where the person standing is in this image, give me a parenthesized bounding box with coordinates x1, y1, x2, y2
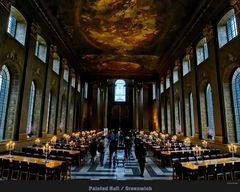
(109, 139, 118, 167)
(89, 138, 97, 164)
(98, 136, 105, 166)
(138, 142, 147, 177)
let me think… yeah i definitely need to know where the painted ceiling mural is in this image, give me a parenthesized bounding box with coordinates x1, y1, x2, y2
(79, 0, 171, 53)
(40, 0, 201, 78)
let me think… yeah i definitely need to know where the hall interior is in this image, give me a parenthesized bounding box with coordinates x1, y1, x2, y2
(1, 0, 240, 181)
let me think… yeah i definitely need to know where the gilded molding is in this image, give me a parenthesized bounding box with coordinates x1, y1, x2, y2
(50, 44, 58, 57)
(229, 0, 240, 15)
(174, 59, 181, 68)
(31, 22, 41, 38)
(70, 68, 75, 77)
(203, 24, 214, 42)
(0, 0, 13, 11)
(167, 69, 171, 77)
(62, 58, 68, 68)
(186, 46, 193, 58)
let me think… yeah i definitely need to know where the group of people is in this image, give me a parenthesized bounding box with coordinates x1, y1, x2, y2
(88, 131, 147, 177)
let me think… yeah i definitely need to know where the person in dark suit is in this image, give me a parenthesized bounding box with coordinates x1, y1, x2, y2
(109, 139, 118, 167)
(137, 142, 147, 177)
(89, 138, 97, 164)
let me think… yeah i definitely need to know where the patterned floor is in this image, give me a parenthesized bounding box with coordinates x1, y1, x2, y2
(71, 148, 173, 180)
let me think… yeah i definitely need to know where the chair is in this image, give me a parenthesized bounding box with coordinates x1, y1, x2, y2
(10, 160, 20, 180)
(203, 155, 210, 160)
(19, 161, 29, 180)
(188, 156, 196, 162)
(207, 164, 215, 180)
(1, 159, 11, 180)
(60, 162, 70, 180)
(28, 163, 39, 180)
(233, 162, 240, 180)
(0, 158, 3, 177)
(173, 161, 183, 180)
(224, 163, 233, 181)
(197, 165, 207, 180)
(215, 164, 224, 180)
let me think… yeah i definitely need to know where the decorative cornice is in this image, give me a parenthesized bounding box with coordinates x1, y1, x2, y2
(62, 58, 68, 68)
(50, 44, 57, 57)
(0, 0, 14, 11)
(167, 69, 171, 77)
(186, 45, 193, 58)
(229, 0, 240, 15)
(174, 59, 181, 69)
(203, 24, 214, 42)
(31, 22, 41, 38)
(70, 68, 75, 77)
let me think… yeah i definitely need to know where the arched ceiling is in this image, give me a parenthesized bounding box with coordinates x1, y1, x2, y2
(38, 0, 204, 80)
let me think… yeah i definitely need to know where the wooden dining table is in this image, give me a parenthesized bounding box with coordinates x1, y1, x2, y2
(31, 146, 80, 155)
(0, 154, 64, 169)
(181, 157, 240, 170)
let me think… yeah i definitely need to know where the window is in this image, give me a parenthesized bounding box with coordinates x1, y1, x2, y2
(189, 92, 195, 136)
(206, 84, 215, 140)
(232, 68, 240, 143)
(114, 80, 126, 102)
(182, 55, 191, 76)
(52, 53, 60, 74)
(71, 76, 76, 88)
(167, 101, 171, 134)
(160, 82, 164, 94)
(46, 92, 51, 133)
(166, 77, 170, 89)
(7, 6, 27, 45)
(0, 65, 10, 141)
(77, 81, 81, 93)
(218, 9, 238, 48)
(84, 82, 88, 99)
(196, 37, 208, 65)
(173, 69, 179, 84)
(152, 83, 156, 100)
(161, 105, 165, 132)
(27, 81, 36, 135)
(35, 34, 47, 63)
(63, 68, 69, 82)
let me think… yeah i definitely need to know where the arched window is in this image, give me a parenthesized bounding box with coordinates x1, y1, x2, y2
(161, 105, 165, 132)
(232, 68, 240, 143)
(27, 81, 36, 135)
(71, 75, 76, 88)
(160, 82, 164, 94)
(114, 79, 126, 102)
(7, 6, 27, 45)
(196, 37, 208, 65)
(167, 100, 171, 134)
(218, 9, 238, 48)
(182, 55, 191, 76)
(166, 76, 170, 89)
(63, 68, 69, 82)
(206, 84, 215, 140)
(0, 65, 10, 141)
(189, 92, 195, 136)
(77, 79, 81, 93)
(152, 83, 156, 100)
(35, 34, 47, 63)
(46, 92, 52, 133)
(173, 68, 179, 84)
(175, 98, 181, 133)
(52, 53, 60, 74)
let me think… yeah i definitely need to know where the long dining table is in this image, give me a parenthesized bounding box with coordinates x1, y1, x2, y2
(181, 157, 240, 171)
(0, 154, 64, 169)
